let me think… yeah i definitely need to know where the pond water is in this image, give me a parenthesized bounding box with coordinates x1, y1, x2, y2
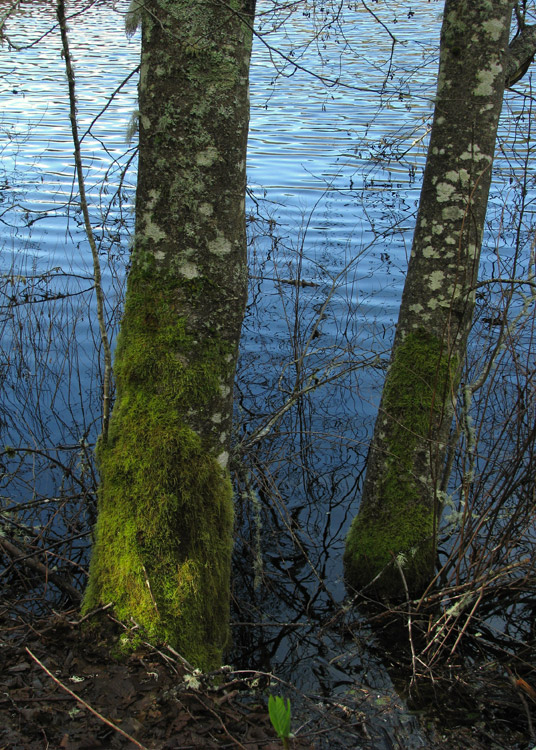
(1, 0, 535, 744)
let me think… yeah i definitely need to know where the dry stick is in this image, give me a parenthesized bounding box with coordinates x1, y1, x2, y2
(446, 585, 484, 660)
(25, 648, 149, 750)
(67, 601, 114, 625)
(392, 553, 422, 687)
(56, 0, 112, 442)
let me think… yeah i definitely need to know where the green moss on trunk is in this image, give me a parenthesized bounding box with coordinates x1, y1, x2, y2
(344, 0, 511, 601)
(83, 267, 235, 671)
(84, 0, 254, 669)
(344, 330, 458, 598)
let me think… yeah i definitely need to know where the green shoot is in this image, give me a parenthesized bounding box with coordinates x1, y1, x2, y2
(268, 694, 292, 749)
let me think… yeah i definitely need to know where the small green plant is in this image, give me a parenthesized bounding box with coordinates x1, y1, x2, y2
(268, 694, 292, 749)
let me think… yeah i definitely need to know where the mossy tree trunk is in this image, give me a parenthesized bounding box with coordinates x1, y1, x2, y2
(83, 0, 255, 670)
(344, 0, 515, 599)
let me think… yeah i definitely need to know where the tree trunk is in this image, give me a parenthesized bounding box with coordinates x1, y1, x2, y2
(344, 0, 513, 599)
(83, 0, 255, 670)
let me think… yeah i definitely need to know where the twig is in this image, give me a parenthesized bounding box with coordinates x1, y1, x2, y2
(56, 0, 113, 442)
(392, 552, 421, 687)
(447, 586, 484, 659)
(25, 648, 149, 750)
(0, 537, 82, 603)
(67, 601, 114, 625)
(164, 642, 197, 673)
(141, 562, 159, 615)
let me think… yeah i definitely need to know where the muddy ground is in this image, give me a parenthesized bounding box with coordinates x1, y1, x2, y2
(1, 605, 534, 750)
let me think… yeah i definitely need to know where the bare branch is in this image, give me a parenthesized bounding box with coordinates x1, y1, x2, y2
(506, 23, 536, 87)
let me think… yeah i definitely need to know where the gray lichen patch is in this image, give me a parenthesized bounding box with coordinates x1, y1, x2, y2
(445, 169, 471, 187)
(199, 202, 214, 217)
(409, 303, 425, 314)
(428, 270, 445, 291)
(140, 190, 167, 244)
(482, 17, 506, 42)
(208, 233, 232, 256)
(459, 144, 492, 164)
(426, 297, 452, 311)
(196, 146, 219, 167)
(474, 60, 502, 96)
(142, 215, 166, 243)
(179, 261, 200, 279)
(216, 450, 229, 469)
(442, 205, 465, 220)
(436, 182, 456, 203)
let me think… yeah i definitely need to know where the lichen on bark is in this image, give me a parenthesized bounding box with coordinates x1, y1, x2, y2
(344, 0, 513, 600)
(83, 0, 255, 670)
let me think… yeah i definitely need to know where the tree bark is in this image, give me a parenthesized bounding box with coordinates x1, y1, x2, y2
(344, 0, 513, 599)
(83, 0, 255, 670)
(505, 22, 536, 87)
